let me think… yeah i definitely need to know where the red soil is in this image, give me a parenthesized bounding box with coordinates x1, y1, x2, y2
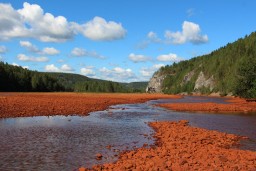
(80, 120, 256, 170)
(0, 92, 178, 118)
(158, 97, 256, 113)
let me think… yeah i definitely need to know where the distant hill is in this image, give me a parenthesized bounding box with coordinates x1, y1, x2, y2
(45, 72, 92, 91)
(0, 62, 147, 93)
(121, 82, 148, 92)
(146, 32, 256, 98)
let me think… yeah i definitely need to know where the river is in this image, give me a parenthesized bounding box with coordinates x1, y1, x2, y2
(0, 96, 255, 170)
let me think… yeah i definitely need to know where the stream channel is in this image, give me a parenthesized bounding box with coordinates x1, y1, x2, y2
(0, 96, 256, 170)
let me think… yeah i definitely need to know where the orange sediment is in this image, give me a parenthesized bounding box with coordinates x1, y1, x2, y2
(0, 92, 179, 118)
(80, 120, 256, 170)
(158, 97, 256, 113)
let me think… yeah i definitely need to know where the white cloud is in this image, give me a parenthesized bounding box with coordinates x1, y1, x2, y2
(0, 46, 7, 54)
(0, 3, 126, 42)
(45, 64, 74, 72)
(81, 67, 95, 77)
(153, 63, 165, 69)
(12, 63, 19, 66)
(137, 21, 208, 48)
(140, 64, 165, 78)
(0, 3, 29, 41)
(99, 67, 137, 82)
(20, 41, 60, 55)
(61, 64, 74, 71)
(45, 64, 59, 72)
(137, 31, 161, 49)
(18, 2, 74, 42)
(157, 53, 183, 62)
(20, 41, 39, 52)
(74, 16, 126, 41)
(165, 21, 208, 44)
(128, 53, 152, 63)
(147, 31, 161, 42)
(41, 47, 60, 55)
(17, 54, 49, 62)
(71, 47, 105, 59)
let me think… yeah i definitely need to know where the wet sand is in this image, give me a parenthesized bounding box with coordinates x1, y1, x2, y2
(158, 97, 256, 113)
(0, 93, 177, 118)
(81, 120, 256, 171)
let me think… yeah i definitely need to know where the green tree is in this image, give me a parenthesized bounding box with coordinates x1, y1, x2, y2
(235, 55, 256, 98)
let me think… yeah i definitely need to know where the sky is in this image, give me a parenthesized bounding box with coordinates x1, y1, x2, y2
(0, 0, 256, 82)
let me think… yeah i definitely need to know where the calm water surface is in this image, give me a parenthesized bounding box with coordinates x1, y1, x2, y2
(0, 96, 255, 170)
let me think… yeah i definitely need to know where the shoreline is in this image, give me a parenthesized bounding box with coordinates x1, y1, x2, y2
(81, 120, 256, 170)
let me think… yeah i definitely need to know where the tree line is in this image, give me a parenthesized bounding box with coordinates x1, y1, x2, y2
(0, 62, 146, 93)
(0, 62, 65, 92)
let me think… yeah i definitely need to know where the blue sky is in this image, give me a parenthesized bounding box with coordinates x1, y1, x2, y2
(0, 0, 256, 82)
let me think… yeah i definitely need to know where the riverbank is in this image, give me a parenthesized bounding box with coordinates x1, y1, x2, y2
(0, 93, 178, 118)
(80, 120, 256, 170)
(158, 97, 256, 113)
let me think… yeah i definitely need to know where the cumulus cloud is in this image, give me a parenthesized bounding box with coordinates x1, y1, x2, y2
(20, 41, 40, 52)
(0, 2, 126, 42)
(20, 41, 60, 55)
(45, 64, 74, 72)
(99, 67, 137, 82)
(137, 31, 161, 49)
(45, 64, 59, 72)
(128, 53, 152, 63)
(71, 47, 105, 59)
(165, 21, 208, 44)
(80, 67, 96, 77)
(140, 64, 165, 78)
(157, 53, 183, 62)
(61, 64, 74, 71)
(137, 21, 208, 48)
(0, 46, 8, 54)
(41, 47, 60, 55)
(17, 54, 49, 62)
(0, 3, 29, 41)
(73, 16, 126, 41)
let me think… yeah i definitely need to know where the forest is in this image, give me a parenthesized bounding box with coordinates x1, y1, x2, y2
(158, 31, 256, 98)
(0, 62, 147, 93)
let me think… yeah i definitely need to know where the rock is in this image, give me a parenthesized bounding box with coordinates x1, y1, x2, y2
(194, 71, 215, 91)
(96, 153, 103, 160)
(181, 70, 195, 85)
(146, 71, 166, 93)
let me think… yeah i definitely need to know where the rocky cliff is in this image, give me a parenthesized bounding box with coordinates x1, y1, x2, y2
(146, 70, 215, 94)
(146, 71, 165, 93)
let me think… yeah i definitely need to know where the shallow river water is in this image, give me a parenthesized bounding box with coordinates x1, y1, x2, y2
(0, 96, 255, 170)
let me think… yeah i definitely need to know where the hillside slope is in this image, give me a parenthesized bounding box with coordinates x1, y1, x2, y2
(146, 32, 256, 98)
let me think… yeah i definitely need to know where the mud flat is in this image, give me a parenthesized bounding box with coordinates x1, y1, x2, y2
(158, 97, 256, 113)
(0, 93, 178, 118)
(81, 120, 256, 171)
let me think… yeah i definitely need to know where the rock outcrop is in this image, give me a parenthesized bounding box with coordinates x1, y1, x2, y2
(194, 71, 215, 91)
(146, 72, 165, 93)
(181, 70, 195, 85)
